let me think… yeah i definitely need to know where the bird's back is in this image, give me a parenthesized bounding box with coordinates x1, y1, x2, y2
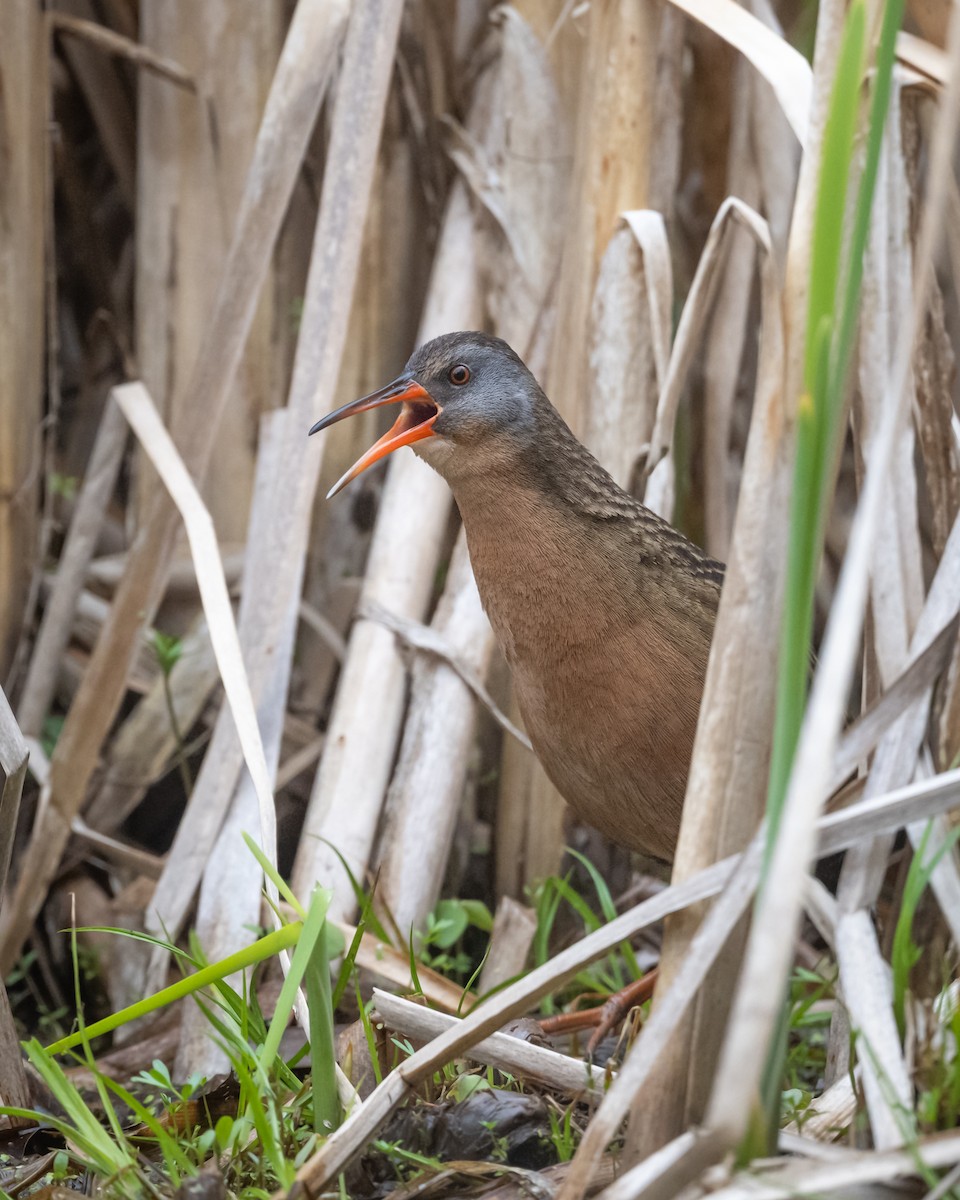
(450, 414, 722, 860)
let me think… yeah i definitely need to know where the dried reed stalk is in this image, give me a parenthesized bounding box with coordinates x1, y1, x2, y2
(826, 82, 922, 1148)
(290, 176, 481, 920)
(16, 396, 128, 738)
(136, 0, 278, 541)
(377, 534, 494, 938)
(0, 0, 347, 974)
(296, 99, 425, 719)
(686, 1128, 960, 1200)
(664, 0, 811, 142)
(372, 989, 608, 1093)
(0, 1, 44, 680)
(173, 411, 299, 1078)
(628, 202, 789, 1160)
(701, 63, 760, 561)
(584, 214, 671, 489)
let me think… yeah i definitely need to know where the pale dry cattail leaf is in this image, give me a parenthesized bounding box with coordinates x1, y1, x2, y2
(112, 382, 279, 876)
(644, 197, 776, 519)
(688, 1129, 960, 1200)
(116, 395, 359, 1104)
(663, 0, 811, 144)
(547, 0, 662, 433)
(114, 389, 311, 1070)
(702, 63, 760, 562)
(173, 411, 300, 1077)
(297, 106, 424, 719)
(141, 497, 290, 991)
(750, 0, 800, 254)
(827, 84, 924, 1149)
(585, 213, 672, 490)
(460, 7, 569, 351)
(857, 84, 924, 685)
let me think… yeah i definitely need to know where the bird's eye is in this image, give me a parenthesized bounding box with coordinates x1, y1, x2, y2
(448, 364, 470, 385)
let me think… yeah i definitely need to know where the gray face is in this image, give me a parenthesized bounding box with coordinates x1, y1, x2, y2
(403, 332, 540, 461)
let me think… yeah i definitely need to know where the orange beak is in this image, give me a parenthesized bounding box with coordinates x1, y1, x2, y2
(308, 376, 440, 498)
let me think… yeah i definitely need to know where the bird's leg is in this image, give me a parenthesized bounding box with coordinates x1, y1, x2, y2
(537, 967, 659, 1056)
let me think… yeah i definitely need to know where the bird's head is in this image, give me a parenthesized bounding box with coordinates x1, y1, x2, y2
(309, 332, 541, 497)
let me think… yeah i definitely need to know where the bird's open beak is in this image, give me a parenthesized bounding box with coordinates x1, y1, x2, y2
(309, 375, 440, 498)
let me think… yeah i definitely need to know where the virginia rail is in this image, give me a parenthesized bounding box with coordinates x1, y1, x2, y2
(309, 332, 723, 863)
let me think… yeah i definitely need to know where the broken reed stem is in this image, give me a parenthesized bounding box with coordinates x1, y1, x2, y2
(50, 12, 196, 90)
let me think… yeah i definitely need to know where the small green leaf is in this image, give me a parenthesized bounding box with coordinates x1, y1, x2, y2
(151, 631, 184, 676)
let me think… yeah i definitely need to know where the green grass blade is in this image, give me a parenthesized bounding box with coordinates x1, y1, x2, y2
(46, 920, 303, 1055)
(803, 0, 867, 394)
(331, 919, 366, 1011)
(304, 910, 341, 1135)
(259, 887, 330, 1070)
(567, 847, 642, 979)
(243, 830, 306, 919)
(892, 822, 960, 1033)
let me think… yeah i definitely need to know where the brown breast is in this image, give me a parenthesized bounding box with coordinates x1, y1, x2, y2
(453, 472, 720, 861)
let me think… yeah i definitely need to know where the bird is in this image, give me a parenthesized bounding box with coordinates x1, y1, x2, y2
(309, 332, 724, 863)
